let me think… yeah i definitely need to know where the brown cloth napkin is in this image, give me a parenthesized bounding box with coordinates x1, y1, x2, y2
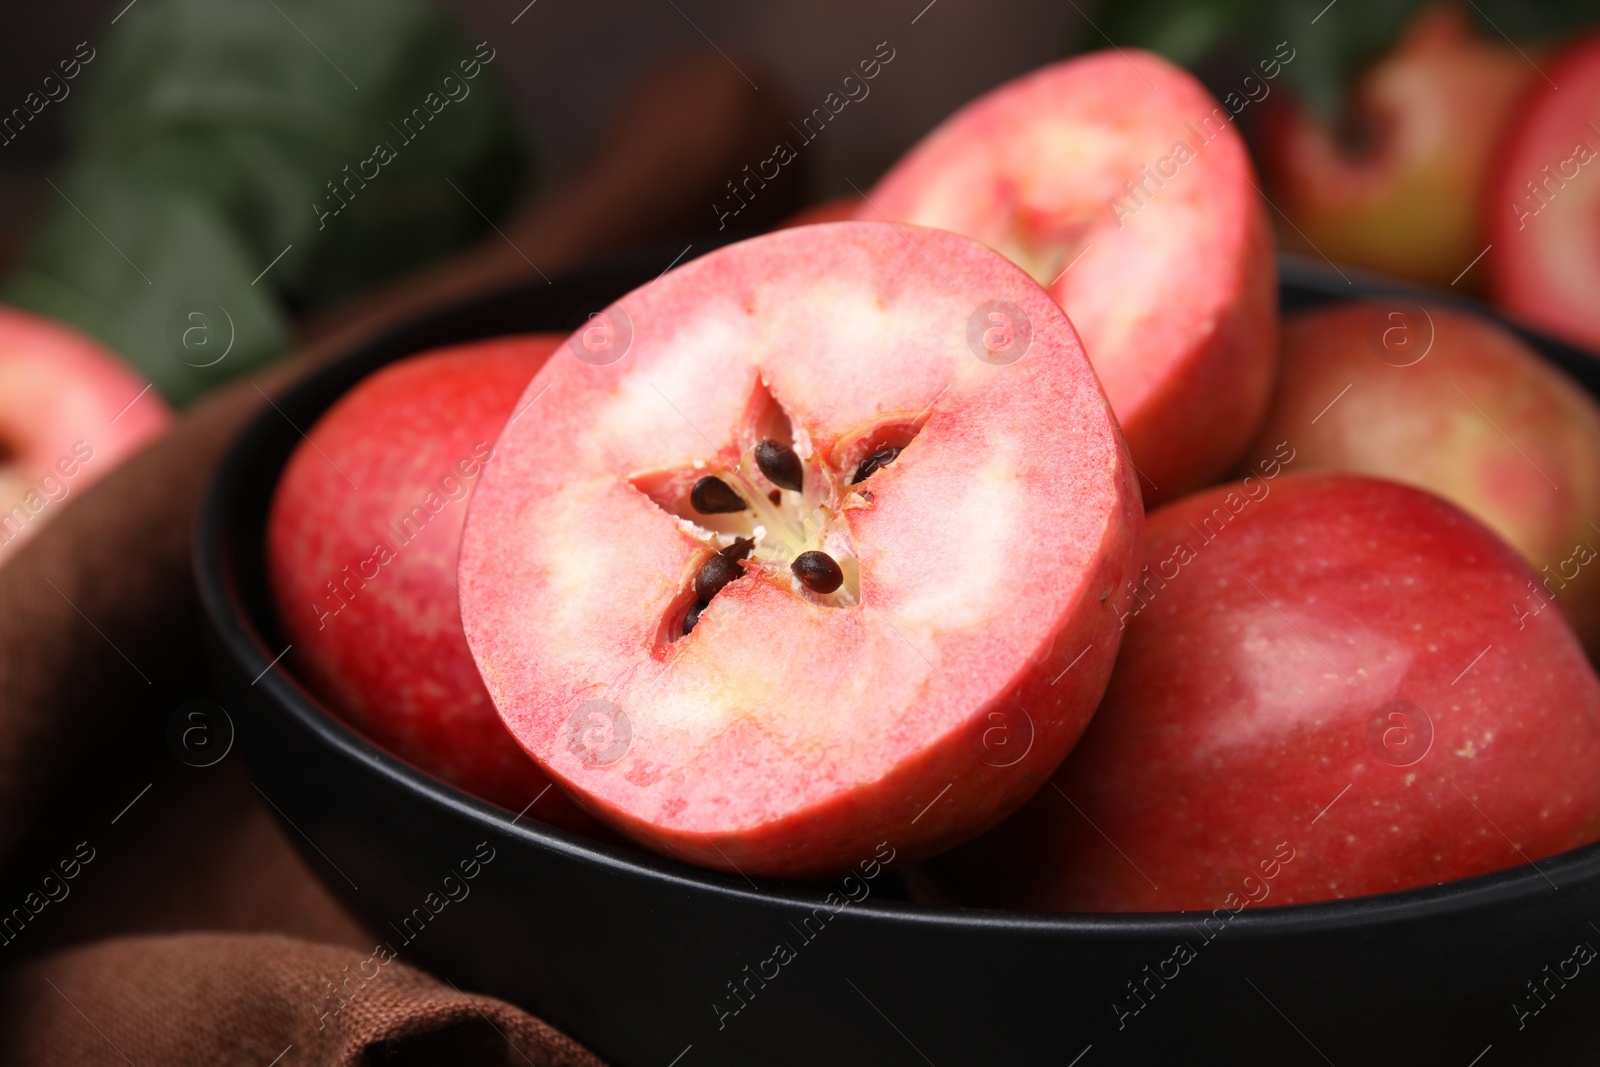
(0, 55, 802, 1065)
(0, 933, 601, 1067)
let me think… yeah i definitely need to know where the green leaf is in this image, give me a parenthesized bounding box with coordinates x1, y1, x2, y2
(4, 164, 290, 406)
(1096, 0, 1258, 68)
(1466, 0, 1598, 42)
(1272, 0, 1423, 118)
(1079, 0, 1597, 120)
(66, 0, 528, 308)
(3, 0, 529, 403)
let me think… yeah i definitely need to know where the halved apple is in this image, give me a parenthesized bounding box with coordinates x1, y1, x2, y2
(458, 222, 1143, 878)
(856, 50, 1277, 505)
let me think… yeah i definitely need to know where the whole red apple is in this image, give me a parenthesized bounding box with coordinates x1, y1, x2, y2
(927, 472, 1600, 911)
(265, 335, 598, 831)
(856, 49, 1277, 505)
(1486, 33, 1600, 353)
(1241, 301, 1600, 654)
(1259, 3, 1536, 287)
(458, 222, 1143, 879)
(0, 305, 172, 563)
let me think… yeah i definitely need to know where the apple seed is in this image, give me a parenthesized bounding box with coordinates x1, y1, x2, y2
(694, 537, 755, 601)
(691, 475, 746, 513)
(792, 550, 844, 594)
(682, 601, 706, 635)
(754, 439, 804, 492)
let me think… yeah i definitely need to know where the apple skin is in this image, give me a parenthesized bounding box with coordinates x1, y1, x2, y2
(1241, 301, 1600, 656)
(1485, 33, 1600, 353)
(1259, 4, 1535, 288)
(265, 336, 600, 831)
(925, 472, 1600, 911)
(459, 221, 1144, 880)
(857, 49, 1277, 506)
(0, 305, 172, 563)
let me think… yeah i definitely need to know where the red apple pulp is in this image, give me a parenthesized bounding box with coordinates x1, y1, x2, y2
(458, 222, 1143, 879)
(265, 335, 597, 830)
(1486, 33, 1600, 353)
(0, 305, 172, 563)
(928, 472, 1600, 911)
(856, 50, 1277, 505)
(1242, 301, 1600, 654)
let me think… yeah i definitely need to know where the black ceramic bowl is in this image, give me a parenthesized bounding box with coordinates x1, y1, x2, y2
(197, 250, 1600, 1067)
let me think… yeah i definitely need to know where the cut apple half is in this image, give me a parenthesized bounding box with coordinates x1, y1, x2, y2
(459, 222, 1143, 878)
(857, 50, 1277, 504)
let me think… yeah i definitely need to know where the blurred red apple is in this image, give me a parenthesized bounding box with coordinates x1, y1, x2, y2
(0, 305, 171, 563)
(1259, 3, 1536, 287)
(1486, 33, 1600, 352)
(1242, 301, 1600, 654)
(266, 335, 599, 831)
(927, 473, 1600, 911)
(856, 49, 1277, 505)
(458, 222, 1143, 879)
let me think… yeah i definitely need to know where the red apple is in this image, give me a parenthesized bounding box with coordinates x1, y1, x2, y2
(1259, 3, 1536, 287)
(265, 335, 599, 831)
(1486, 33, 1600, 353)
(0, 305, 171, 563)
(927, 472, 1600, 911)
(855, 49, 1277, 505)
(458, 221, 1143, 879)
(1242, 301, 1600, 654)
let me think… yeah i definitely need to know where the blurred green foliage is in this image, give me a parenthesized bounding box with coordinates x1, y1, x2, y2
(3, 0, 529, 405)
(1093, 0, 1597, 117)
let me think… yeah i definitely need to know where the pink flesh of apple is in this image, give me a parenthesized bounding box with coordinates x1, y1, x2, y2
(857, 49, 1277, 505)
(932, 472, 1600, 911)
(0, 305, 171, 561)
(265, 336, 599, 831)
(1244, 301, 1600, 654)
(458, 222, 1143, 879)
(1487, 33, 1600, 353)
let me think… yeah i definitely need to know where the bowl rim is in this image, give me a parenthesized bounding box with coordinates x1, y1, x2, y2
(193, 251, 1600, 939)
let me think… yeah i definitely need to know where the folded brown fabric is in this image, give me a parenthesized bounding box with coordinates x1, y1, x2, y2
(0, 932, 604, 1066)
